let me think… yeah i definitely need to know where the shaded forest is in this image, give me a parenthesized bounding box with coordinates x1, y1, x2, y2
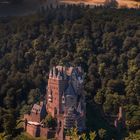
(0, 0, 23, 3)
(0, 5, 140, 139)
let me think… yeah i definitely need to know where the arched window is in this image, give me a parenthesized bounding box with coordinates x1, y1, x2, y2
(59, 121, 62, 127)
(54, 107, 57, 115)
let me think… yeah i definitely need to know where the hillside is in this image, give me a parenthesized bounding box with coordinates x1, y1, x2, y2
(0, 6, 139, 140)
(60, 0, 140, 8)
(0, 0, 41, 17)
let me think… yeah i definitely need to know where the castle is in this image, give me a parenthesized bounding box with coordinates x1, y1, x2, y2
(23, 65, 125, 139)
(24, 65, 86, 140)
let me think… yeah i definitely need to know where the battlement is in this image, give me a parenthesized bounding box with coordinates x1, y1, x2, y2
(49, 66, 83, 80)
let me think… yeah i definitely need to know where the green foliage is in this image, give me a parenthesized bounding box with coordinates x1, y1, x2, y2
(125, 130, 140, 140)
(68, 128, 79, 140)
(43, 114, 57, 128)
(0, 5, 139, 139)
(81, 133, 87, 140)
(3, 111, 16, 136)
(0, 133, 4, 140)
(94, 89, 105, 105)
(98, 128, 108, 140)
(14, 133, 47, 140)
(89, 131, 96, 140)
(67, 128, 96, 140)
(27, 88, 41, 105)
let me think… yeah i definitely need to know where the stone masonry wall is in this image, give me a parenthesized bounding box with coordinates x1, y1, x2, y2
(24, 113, 41, 122)
(26, 124, 40, 137)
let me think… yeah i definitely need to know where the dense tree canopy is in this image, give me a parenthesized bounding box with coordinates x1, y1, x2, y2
(0, 5, 139, 139)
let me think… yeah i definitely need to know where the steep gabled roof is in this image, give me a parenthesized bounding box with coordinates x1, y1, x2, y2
(31, 102, 44, 114)
(65, 82, 77, 97)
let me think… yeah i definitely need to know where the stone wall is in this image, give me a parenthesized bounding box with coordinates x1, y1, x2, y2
(25, 123, 56, 139)
(26, 124, 40, 137)
(40, 127, 48, 137)
(47, 78, 68, 117)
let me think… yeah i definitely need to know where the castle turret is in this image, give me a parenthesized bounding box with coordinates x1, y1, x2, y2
(46, 66, 68, 117)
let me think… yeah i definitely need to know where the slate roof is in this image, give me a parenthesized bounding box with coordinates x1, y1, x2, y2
(31, 102, 43, 114)
(65, 83, 76, 97)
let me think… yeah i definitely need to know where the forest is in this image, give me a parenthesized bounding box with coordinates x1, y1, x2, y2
(0, 0, 23, 3)
(0, 5, 140, 140)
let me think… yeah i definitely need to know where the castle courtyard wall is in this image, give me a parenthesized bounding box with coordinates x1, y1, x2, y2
(26, 124, 40, 137)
